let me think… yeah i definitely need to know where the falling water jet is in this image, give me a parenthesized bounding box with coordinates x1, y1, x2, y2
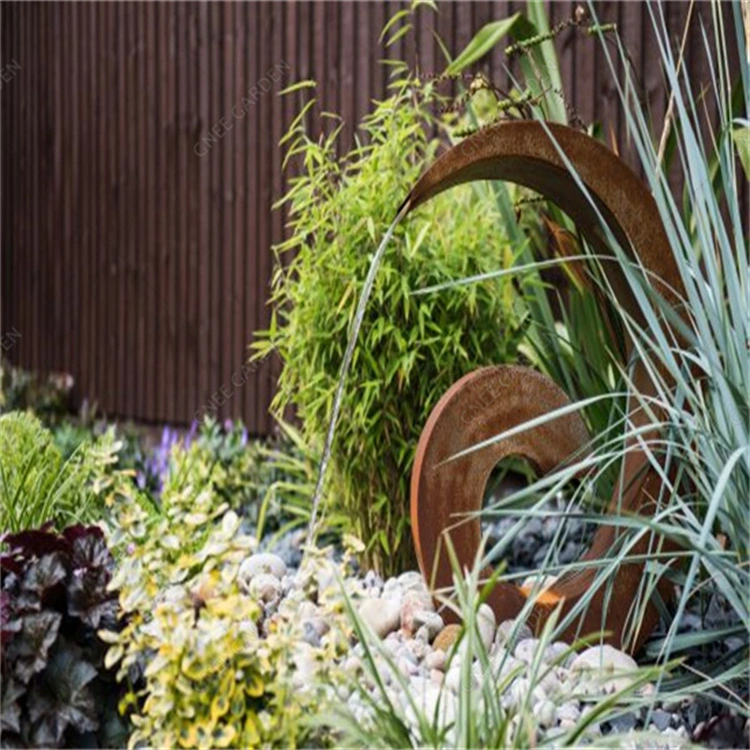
(305, 199, 412, 550)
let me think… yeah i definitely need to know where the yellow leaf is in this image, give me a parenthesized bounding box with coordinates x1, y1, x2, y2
(245, 672, 264, 698)
(178, 725, 198, 749)
(243, 713, 261, 746)
(212, 725, 237, 749)
(104, 644, 124, 670)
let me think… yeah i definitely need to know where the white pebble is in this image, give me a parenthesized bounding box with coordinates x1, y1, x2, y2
(477, 604, 496, 652)
(400, 590, 435, 635)
(412, 610, 444, 641)
(238, 552, 286, 585)
(556, 702, 581, 723)
(249, 573, 281, 603)
(358, 597, 401, 639)
(536, 699, 556, 728)
(514, 638, 542, 664)
(495, 619, 532, 647)
(570, 645, 639, 692)
(424, 649, 446, 671)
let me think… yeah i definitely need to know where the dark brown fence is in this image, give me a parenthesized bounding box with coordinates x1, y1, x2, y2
(1, 1, 738, 434)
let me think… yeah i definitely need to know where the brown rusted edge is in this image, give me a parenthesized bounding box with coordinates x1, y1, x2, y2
(406, 121, 685, 654)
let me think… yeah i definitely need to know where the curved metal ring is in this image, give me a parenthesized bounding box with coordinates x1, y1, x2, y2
(406, 122, 683, 653)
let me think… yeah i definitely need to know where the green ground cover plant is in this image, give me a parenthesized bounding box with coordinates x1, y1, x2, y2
(0, 412, 120, 534)
(255, 77, 527, 574)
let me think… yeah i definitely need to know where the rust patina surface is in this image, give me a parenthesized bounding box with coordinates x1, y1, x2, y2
(405, 122, 684, 654)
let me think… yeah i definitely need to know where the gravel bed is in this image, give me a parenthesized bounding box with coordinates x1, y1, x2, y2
(255, 491, 747, 748)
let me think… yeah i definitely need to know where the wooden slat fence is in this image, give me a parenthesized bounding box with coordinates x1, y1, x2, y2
(1, 1, 742, 434)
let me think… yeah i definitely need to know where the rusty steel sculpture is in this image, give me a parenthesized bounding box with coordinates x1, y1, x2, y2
(404, 121, 684, 654)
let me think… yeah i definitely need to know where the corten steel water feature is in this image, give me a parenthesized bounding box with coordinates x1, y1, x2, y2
(404, 121, 685, 654)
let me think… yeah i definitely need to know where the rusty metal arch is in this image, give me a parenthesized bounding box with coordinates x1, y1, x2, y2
(405, 122, 684, 653)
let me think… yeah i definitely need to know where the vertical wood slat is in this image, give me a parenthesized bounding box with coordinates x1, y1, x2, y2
(244, 1, 259, 431)
(232, 3, 246, 426)
(31, 3, 40, 372)
(257, 3, 273, 434)
(1, 2, 741, 434)
(123, 3, 135, 417)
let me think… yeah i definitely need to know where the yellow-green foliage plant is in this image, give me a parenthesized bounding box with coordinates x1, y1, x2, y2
(254, 77, 526, 574)
(102, 445, 351, 749)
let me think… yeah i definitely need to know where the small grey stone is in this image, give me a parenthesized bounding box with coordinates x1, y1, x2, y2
(545, 726, 566, 741)
(532, 546, 551, 566)
(343, 655, 361, 673)
(398, 656, 419, 677)
(525, 518, 543, 537)
(384, 630, 405, 653)
(315, 567, 336, 594)
(652, 709, 672, 731)
(290, 642, 317, 687)
(559, 541, 579, 564)
(608, 712, 637, 733)
(301, 621, 321, 648)
(280, 574, 298, 596)
(541, 516, 559, 540)
(678, 612, 702, 632)
(406, 681, 456, 731)
(444, 665, 462, 693)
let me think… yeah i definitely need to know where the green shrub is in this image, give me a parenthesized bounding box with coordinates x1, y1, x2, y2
(136, 418, 320, 545)
(0, 524, 127, 748)
(0, 412, 120, 534)
(103, 448, 350, 749)
(255, 79, 525, 573)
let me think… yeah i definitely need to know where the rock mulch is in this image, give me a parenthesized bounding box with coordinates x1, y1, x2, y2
(239, 545, 749, 748)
